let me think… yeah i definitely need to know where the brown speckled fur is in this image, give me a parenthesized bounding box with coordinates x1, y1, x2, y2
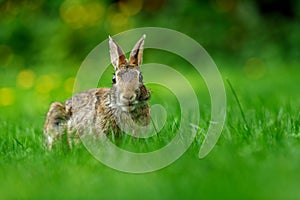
(44, 35, 150, 149)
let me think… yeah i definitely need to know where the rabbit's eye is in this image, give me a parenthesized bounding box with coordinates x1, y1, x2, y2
(112, 73, 116, 84)
(139, 73, 143, 82)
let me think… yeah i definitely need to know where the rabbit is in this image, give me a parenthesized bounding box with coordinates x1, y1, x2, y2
(43, 35, 151, 149)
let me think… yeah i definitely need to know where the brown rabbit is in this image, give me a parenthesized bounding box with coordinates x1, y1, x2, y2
(44, 35, 151, 149)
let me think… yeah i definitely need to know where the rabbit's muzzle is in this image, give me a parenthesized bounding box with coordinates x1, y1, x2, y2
(116, 83, 150, 113)
(120, 92, 137, 103)
(117, 87, 140, 112)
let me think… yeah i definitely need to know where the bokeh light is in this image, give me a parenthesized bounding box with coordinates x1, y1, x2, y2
(106, 3, 132, 33)
(60, 1, 105, 29)
(17, 69, 36, 89)
(118, 0, 143, 16)
(35, 74, 57, 94)
(0, 88, 15, 106)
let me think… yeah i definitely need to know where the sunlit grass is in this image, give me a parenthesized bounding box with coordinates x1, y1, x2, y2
(0, 65, 300, 199)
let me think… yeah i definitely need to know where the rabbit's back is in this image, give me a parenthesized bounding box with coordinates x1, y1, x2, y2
(66, 88, 110, 135)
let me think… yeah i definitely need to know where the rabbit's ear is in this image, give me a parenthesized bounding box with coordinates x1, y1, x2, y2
(109, 36, 127, 70)
(129, 34, 146, 66)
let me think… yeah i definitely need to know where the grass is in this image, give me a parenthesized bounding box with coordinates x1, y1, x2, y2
(0, 63, 300, 199)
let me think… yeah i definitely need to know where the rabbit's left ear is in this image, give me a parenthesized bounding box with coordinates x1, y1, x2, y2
(129, 34, 146, 66)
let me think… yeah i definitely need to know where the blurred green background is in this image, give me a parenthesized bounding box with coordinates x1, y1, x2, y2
(0, 0, 299, 118)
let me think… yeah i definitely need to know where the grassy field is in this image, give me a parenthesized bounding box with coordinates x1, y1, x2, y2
(0, 63, 300, 199)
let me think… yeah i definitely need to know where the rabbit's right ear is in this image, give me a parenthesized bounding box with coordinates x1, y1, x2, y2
(109, 36, 127, 70)
(129, 34, 146, 66)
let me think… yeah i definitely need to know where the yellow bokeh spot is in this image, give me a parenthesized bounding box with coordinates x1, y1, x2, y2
(106, 3, 132, 33)
(118, 0, 143, 16)
(0, 88, 15, 106)
(85, 2, 105, 26)
(17, 69, 36, 89)
(35, 75, 56, 94)
(64, 5, 88, 29)
(60, 1, 104, 29)
(111, 13, 129, 27)
(64, 77, 75, 93)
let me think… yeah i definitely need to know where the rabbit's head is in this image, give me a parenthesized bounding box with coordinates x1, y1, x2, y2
(109, 35, 150, 112)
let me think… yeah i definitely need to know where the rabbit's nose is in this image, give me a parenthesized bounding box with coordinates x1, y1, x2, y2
(121, 93, 136, 102)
